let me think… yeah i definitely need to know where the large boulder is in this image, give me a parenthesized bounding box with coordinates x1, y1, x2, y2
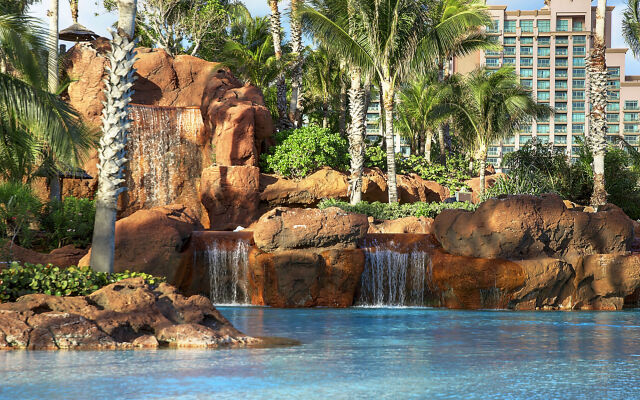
(361, 168, 449, 203)
(508, 258, 575, 310)
(2, 244, 88, 268)
(0, 278, 255, 349)
(260, 167, 349, 207)
(200, 69, 274, 166)
(200, 165, 261, 230)
(253, 207, 369, 253)
(367, 216, 434, 234)
(464, 173, 506, 203)
(433, 194, 634, 261)
(79, 204, 202, 282)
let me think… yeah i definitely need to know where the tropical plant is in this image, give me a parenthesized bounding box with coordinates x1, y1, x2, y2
(288, 0, 304, 126)
(40, 197, 96, 249)
(90, 0, 137, 274)
(623, 0, 640, 57)
(268, 0, 292, 130)
(318, 198, 477, 220)
(447, 67, 551, 196)
(0, 183, 42, 252)
(586, 0, 609, 207)
(303, 46, 347, 130)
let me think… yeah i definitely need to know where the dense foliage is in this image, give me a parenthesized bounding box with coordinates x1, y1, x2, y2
(0, 182, 41, 248)
(260, 125, 350, 178)
(40, 197, 96, 249)
(396, 154, 474, 191)
(0, 263, 165, 302)
(318, 198, 477, 220)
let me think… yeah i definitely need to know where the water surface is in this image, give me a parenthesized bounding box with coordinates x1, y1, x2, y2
(2, 307, 640, 399)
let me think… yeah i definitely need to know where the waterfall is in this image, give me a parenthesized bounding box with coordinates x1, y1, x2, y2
(206, 240, 251, 305)
(358, 237, 432, 307)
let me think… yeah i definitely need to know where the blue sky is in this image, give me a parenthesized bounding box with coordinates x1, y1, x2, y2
(28, 0, 640, 74)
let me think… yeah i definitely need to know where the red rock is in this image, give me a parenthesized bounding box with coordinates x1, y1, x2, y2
(2, 244, 88, 268)
(259, 168, 349, 207)
(27, 312, 116, 350)
(510, 258, 574, 310)
(464, 173, 505, 203)
(0, 311, 30, 349)
(79, 204, 202, 282)
(200, 165, 261, 230)
(253, 207, 369, 253)
(132, 334, 159, 348)
(368, 216, 434, 234)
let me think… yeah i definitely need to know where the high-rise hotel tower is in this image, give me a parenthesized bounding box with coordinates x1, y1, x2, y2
(454, 0, 640, 168)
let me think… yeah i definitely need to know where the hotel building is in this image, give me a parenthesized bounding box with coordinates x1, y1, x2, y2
(453, 0, 640, 167)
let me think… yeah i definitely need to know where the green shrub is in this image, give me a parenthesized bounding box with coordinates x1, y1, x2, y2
(396, 153, 473, 191)
(0, 182, 42, 249)
(364, 144, 387, 170)
(604, 148, 640, 220)
(318, 198, 477, 220)
(0, 263, 165, 302)
(260, 125, 350, 178)
(40, 197, 95, 249)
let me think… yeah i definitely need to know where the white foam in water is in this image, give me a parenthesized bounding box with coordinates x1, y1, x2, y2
(206, 240, 250, 305)
(358, 239, 431, 307)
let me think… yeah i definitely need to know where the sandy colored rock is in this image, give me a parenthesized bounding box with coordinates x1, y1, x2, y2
(368, 216, 434, 234)
(260, 168, 349, 207)
(433, 194, 634, 261)
(361, 168, 449, 203)
(0, 311, 30, 348)
(253, 207, 369, 253)
(200, 165, 261, 230)
(464, 173, 506, 203)
(1, 244, 88, 268)
(509, 258, 574, 310)
(27, 312, 116, 350)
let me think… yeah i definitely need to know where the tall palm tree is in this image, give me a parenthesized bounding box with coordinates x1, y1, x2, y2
(47, 0, 58, 93)
(448, 67, 551, 196)
(623, 0, 640, 57)
(586, 0, 608, 206)
(288, 0, 303, 126)
(268, 0, 292, 130)
(90, 0, 137, 274)
(304, 46, 345, 129)
(301, 0, 491, 203)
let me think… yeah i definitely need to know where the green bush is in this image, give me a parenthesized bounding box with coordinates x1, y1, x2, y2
(604, 148, 640, 220)
(364, 144, 387, 170)
(0, 182, 42, 249)
(260, 125, 350, 178)
(40, 197, 95, 249)
(318, 198, 477, 220)
(396, 153, 474, 191)
(0, 263, 165, 302)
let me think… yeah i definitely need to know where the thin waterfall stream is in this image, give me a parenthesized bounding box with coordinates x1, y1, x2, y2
(206, 239, 251, 305)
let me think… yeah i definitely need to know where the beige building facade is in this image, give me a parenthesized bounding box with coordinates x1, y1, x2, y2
(454, 0, 640, 167)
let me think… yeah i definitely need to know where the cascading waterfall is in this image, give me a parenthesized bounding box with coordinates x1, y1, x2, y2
(358, 238, 432, 307)
(206, 240, 250, 305)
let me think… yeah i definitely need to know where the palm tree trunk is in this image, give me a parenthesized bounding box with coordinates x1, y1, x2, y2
(47, 0, 58, 93)
(322, 96, 329, 128)
(381, 79, 398, 203)
(587, 0, 608, 206)
(288, 0, 303, 126)
(425, 130, 433, 163)
(348, 67, 365, 205)
(437, 124, 446, 164)
(339, 77, 347, 137)
(90, 2, 137, 273)
(478, 144, 488, 197)
(70, 0, 78, 23)
(268, 0, 291, 131)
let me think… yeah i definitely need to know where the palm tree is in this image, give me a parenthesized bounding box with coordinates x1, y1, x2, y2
(90, 0, 137, 274)
(448, 67, 551, 196)
(47, 0, 58, 93)
(301, 0, 491, 203)
(586, 0, 608, 206)
(268, 0, 292, 130)
(288, 0, 303, 126)
(304, 46, 345, 129)
(624, 0, 640, 57)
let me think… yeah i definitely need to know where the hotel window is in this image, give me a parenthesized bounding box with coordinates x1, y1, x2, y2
(521, 20, 533, 33)
(573, 46, 586, 56)
(539, 115, 550, 123)
(538, 69, 550, 78)
(556, 80, 568, 89)
(572, 101, 585, 110)
(485, 58, 500, 68)
(486, 50, 501, 57)
(607, 80, 621, 89)
(556, 47, 568, 56)
(609, 125, 620, 134)
(574, 35, 586, 44)
(625, 124, 640, 133)
(521, 46, 533, 55)
(521, 79, 533, 88)
(504, 57, 516, 65)
(488, 146, 500, 156)
(521, 37, 534, 44)
(504, 136, 516, 145)
(538, 80, 550, 90)
(572, 125, 585, 134)
(555, 114, 567, 123)
(556, 69, 568, 78)
(537, 125, 550, 134)
(487, 157, 499, 165)
(573, 57, 585, 67)
(538, 36, 551, 46)
(608, 91, 620, 100)
(572, 21, 584, 31)
(555, 125, 567, 133)
(556, 58, 568, 67)
(606, 135, 618, 144)
(573, 79, 585, 88)
(556, 91, 568, 100)
(537, 135, 550, 143)
(520, 68, 533, 78)
(488, 19, 500, 33)
(519, 135, 532, 144)
(573, 69, 586, 78)
(538, 20, 551, 32)
(538, 47, 551, 56)
(538, 58, 550, 67)
(537, 92, 550, 101)
(625, 113, 639, 122)
(505, 20, 516, 33)
(607, 67, 620, 77)
(503, 146, 515, 154)
(556, 36, 569, 44)
(626, 101, 639, 110)
(572, 90, 585, 100)
(555, 102, 567, 112)
(521, 124, 532, 133)
(607, 103, 620, 112)
(554, 135, 568, 144)
(504, 46, 516, 56)
(625, 135, 639, 144)
(607, 113, 620, 122)
(557, 19, 569, 32)
(572, 113, 585, 123)
(520, 57, 533, 66)
(504, 37, 517, 45)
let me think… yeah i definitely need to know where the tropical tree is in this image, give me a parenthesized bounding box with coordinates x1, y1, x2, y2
(447, 67, 551, 196)
(47, 0, 58, 93)
(586, 0, 608, 206)
(288, 0, 303, 126)
(301, 0, 492, 203)
(90, 0, 137, 274)
(623, 0, 640, 57)
(303, 46, 346, 129)
(268, 0, 292, 130)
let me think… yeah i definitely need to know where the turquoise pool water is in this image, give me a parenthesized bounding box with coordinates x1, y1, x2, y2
(3, 307, 640, 399)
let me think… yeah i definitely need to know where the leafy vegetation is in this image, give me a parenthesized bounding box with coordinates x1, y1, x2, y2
(318, 198, 477, 220)
(0, 263, 165, 302)
(0, 182, 42, 249)
(40, 197, 96, 249)
(396, 154, 474, 191)
(260, 125, 350, 178)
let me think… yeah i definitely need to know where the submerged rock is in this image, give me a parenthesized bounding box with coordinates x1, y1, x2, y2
(0, 278, 255, 350)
